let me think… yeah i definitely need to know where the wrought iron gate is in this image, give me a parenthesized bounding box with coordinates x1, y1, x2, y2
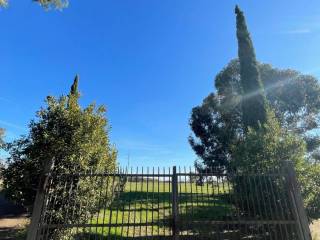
(27, 162, 311, 240)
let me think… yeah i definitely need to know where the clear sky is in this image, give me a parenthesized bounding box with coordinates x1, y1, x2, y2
(1, 0, 320, 167)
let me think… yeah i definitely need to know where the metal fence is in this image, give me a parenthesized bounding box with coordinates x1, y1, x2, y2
(27, 162, 311, 240)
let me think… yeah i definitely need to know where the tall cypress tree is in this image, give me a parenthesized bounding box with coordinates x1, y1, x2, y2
(235, 5, 268, 130)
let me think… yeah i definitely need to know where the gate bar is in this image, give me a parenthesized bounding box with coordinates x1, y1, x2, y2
(284, 161, 312, 240)
(27, 158, 55, 240)
(172, 166, 179, 239)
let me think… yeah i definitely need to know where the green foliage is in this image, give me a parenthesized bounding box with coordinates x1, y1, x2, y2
(0, 0, 68, 9)
(0, 128, 4, 147)
(37, 0, 68, 9)
(299, 163, 320, 219)
(2, 76, 117, 238)
(189, 93, 240, 169)
(231, 111, 306, 171)
(231, 111, 320, 219)
(190, 6, 320, 219)
(0, 0, 8, 8)
(189, 60, 320, 169)
(235, 5, 268, 130)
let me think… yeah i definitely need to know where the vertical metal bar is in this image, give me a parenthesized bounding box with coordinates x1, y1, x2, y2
(266, 175, 283, 239)
(176, 166, 181, 237)
(195, 167, 199, 208)
(256, 172, 272, 239)
(172, 166, 179, 240)
(107, 169, 117, 237)
(100, 170, 111, 237)
(263, 174, 276, 239)
(120, 167, 128, 238)
(133, 167, 138, 238)
(146, 167, 149, 237)
(275, 168, 290, 239)
(235, 172, 247, 238)
(39, 173, 55, 240)
(151, 167, 155, 236)
(189, 167, 194, 228)
(27, 158, 55, 240)
(247, 175, 259, 239)
(113, 168, 122, 237)
(226, 171, 241, 240)
(165, 167, 169, 236)
(126, 168, 133, 238)
(284, 161, 312, 240)
(184, 166, 188, 236)
(209, 167, 215, 239)
(139, 167, 144, 237)
(221, 172, 230, 237)
(157, 167, 160, 236)
(251, 173, 268, 240)
(216, 172, 222, 239)
(94, 174, 105, 237)
(88, 169, 97, 236)
(168, 167, 171, 236)
(162, 167, 165, 236)
(75, 172, 87, 237)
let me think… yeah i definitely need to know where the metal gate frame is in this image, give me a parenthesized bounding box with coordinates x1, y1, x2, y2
(27, 161, 312, 240)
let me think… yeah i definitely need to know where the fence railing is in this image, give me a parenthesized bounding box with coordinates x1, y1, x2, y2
(27, 162, 312, 240)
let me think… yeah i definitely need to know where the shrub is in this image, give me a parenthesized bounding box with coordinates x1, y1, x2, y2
(3, 76, 117, 238)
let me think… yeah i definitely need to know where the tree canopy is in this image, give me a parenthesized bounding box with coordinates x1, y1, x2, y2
(0, 0, 68, 9)
(3, 76, 117, 210)
(0, 128, 4, 146)
(190, 5, 320, 219)
(190, 60, 320, 169)
(235, 5, 268, 130)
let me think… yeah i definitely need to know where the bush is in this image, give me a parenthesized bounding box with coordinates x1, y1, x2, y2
(231, 111, 320, 221)
(3, 77, 117, 238)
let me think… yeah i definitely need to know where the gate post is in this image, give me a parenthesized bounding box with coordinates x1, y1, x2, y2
(172, 166, 179, 239)
(284, 161, 311, 240)
(27, 158, 55, 240)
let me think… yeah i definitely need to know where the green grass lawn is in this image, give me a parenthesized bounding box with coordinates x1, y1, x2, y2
(75, 180, 234, 238)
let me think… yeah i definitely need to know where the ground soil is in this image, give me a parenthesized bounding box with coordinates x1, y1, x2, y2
(311, 219, 320, 240)
(0, 192, 29, 240)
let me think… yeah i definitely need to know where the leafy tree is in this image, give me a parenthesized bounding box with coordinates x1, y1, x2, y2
(232, 111, 306, 172)
(232, 111, 320, 219)
(235, 5, 268, 130)
(0, 128, 4, 146)
(3, 76, 117, 238)
(190, 60, 320, 169)
(190, 6, 320, 221)
(0, 128, 5, 181)
(0, 0, 68, 9)
(0, 0, 7, 8)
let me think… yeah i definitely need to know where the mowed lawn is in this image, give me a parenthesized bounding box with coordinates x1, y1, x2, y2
(78, 179, 233, 238)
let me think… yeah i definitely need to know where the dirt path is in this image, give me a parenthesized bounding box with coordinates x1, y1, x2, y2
(0, 193, 29, 239)
(311, 219, 320, 240)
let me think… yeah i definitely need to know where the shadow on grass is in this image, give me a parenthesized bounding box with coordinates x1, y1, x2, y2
(109, 191, 231, 210)
(73, 232, 240, 240)
(0, 227, 27, 240)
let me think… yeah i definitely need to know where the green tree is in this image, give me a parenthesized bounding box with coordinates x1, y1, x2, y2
(0, 128, 4, 179)
(0, 128, 4, 146)
(190, 60, 320, 169)
(232, 112, 306, 172)
(235, 5, 268, 130)
(3, 76, 117, 238)
(190, 6, 320, 220)
(0, 0, 68, 9)
(232, 111, 320, 219)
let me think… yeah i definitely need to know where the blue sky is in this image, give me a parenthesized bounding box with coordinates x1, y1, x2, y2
(1, 0, 320, 167)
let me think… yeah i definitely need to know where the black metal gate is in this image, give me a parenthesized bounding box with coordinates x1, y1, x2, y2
(27, 162, 311, 240)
